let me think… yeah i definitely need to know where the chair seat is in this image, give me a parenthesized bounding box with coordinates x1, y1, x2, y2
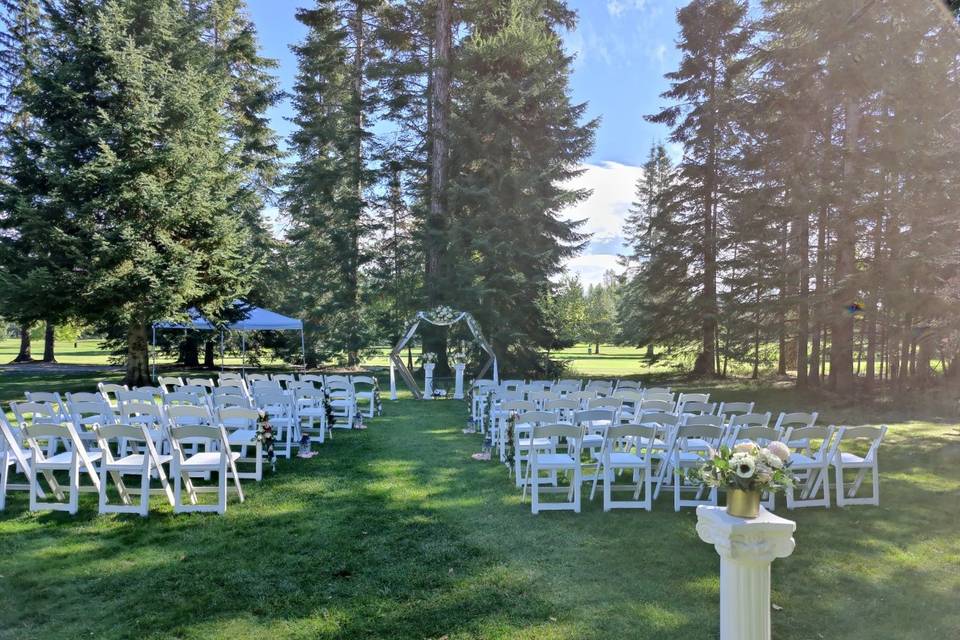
(674, 451, 707, 464)
(107, 453, 172, 470)
(608, 452, 646, 466)
(837, 452, 868, 465)
(298, 407, 326, 417)
(227, 430, 258, 445)
(533, 453, 577, 468)
(38, 450, 103, 469)
(517, 437, 553, 448)
(180, 451, 241, 469)
(788, 452, 824, 467)
(580, 434, 604, 448)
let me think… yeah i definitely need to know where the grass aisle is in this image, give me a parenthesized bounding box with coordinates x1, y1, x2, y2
(1, 396, 959, 639)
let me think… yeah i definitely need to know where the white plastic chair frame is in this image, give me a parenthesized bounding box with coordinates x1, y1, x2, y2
(22, 421, 102, 514)
(832, 425, 886, 507)
(92, 423, 175, 516)
(524, 423, 582, 514)
(590, 423, 657, 510)
(168, 424, 244, 514)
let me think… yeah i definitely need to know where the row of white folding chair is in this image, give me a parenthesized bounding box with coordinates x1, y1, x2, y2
(1, 402, 249, 515)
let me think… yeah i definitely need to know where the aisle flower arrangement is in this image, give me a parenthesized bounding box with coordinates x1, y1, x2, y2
(689, 440, 794, 493)
(256, 412, 277, 473)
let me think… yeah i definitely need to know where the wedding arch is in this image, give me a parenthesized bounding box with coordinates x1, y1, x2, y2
(390, 306, 499, 400)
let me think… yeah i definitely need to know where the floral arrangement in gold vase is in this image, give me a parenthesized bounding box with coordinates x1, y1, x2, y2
(687, 440, 794, 518)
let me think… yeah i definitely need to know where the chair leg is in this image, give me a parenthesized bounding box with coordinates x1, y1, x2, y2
(218, 458, 228, 514)
(69, 456, 80, 515)
(531, 466, 539, 514)
(573, 465, 581, 513)
(0, 458, 8, 511)
(140, 459, 151, 517)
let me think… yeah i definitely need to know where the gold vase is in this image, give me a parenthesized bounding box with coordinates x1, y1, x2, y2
(726, 488, 761, 519)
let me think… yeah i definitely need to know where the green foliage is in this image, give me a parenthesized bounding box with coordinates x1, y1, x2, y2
(445, 0, 597, 374)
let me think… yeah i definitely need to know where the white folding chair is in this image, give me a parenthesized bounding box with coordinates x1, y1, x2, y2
(244, 373, 271, 387)
(271, 373, 296, 390)
(675, 392, 710, 414)
(299, 374, 326, 389)
(591, 423, 657, 510)
(254, 390, 296, 458)
(326, 383, 356, 429)
(726, 412, 772, 445)
(22, 421, 102, 514)
(12, 400, 65, 457)
(168, 424, 243, 514)
(212, 387, 252, 410)
(524, 423, 582, 514)
(98, 382, 129, 409)
(717, 401, 754, 420)
(669, 424, 723, 511)
(832, 425, 886, 507)
(574, 408, 617, 486)
(217, 407, 263, 481)
(351, 375, 380, 419)
(1, 411, 43, 510)
(92, 423, 174, 516)
(512, 410, 556, 486)
(158, 376, 184, 394)
(292, 384, 328, 446)
(68, 399, 115, 448)
(544, 398, 578, 425)
(185, 378, 215, 392)
(498, 400, 536, 464)
(783, 425, 835, 509)
(678, 400, 716, 417)
(614, 380, 642, 391)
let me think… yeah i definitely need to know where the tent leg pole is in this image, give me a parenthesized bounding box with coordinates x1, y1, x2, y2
(300, 329, 306, 372)
(151, 326, 157, 382)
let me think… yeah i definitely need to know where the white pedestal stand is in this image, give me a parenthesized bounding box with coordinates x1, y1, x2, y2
(423, 363, 435, 399)
(453, 364, 466, 399)
(390, 360, 398, 400)
(695, 505, 796, 640)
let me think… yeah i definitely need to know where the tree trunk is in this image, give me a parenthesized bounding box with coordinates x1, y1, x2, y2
(422, 0, 452, 375)
(182, 338, 200, 368)
(13, 323, 32, 362)
(777, 224, 788, 376)
(42, 321, 56, 362)
(204, 339, 215, 368)
(595, 341, 600, 354)
(795, 211, 810, 387)
(646, 344, 654, 358)
(125, 321, 152, 387)
(829, 100, 860, 394)
(345, 1, 366, 368)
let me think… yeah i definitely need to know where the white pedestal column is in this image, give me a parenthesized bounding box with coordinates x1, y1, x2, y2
(389, 360, 398, 401)
(423, 363, 435, 399)
(453, 364, 466, 399)
(696, 505, 796, 640)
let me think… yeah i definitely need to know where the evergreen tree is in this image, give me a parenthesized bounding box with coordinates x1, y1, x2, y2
(283, 0, 379, 366)
(23, 0, 255, 385)
(445, 0, 596, 372)
(647, 0, 751, 376)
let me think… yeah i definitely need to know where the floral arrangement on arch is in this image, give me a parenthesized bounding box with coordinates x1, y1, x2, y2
(256, 411, 277, 473)
(688, 440, 794, 493)
(420, 305, 465, 326)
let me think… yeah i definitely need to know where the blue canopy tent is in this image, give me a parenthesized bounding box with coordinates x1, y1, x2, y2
(151, 303, 305, 380)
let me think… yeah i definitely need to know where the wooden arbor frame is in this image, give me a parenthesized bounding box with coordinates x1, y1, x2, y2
(390, 308, 498, 400)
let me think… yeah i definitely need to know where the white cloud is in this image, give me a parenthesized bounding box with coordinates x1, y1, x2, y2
(607, 0, 647, 17)
(559, 161, 645, 285)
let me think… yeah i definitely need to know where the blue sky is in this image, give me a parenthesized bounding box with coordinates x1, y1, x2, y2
(246, 0, 685, 284)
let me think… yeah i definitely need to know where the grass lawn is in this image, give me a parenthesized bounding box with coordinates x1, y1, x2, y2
(0, 375, 958, 639)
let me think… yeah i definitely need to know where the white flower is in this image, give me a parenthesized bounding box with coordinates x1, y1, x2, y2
(760, 449, 784, 470)
(731, 453, 756, 479)
(733, 441, 756, 454)
(767, 441, 790, 463)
